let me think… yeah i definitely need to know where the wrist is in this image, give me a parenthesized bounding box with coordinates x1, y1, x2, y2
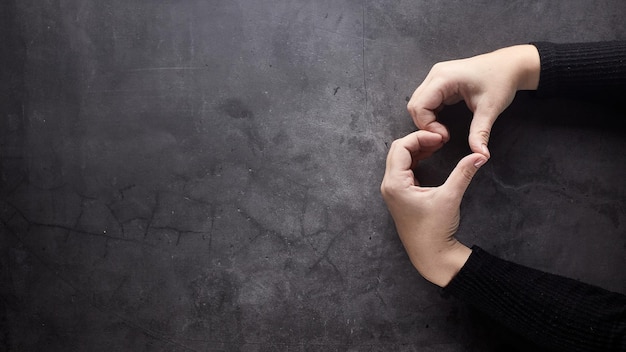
(510, 44, 541, 91)
(409, 240, 472, 288)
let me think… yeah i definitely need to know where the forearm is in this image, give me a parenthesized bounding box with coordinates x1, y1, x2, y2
(444, 246, 626, 351)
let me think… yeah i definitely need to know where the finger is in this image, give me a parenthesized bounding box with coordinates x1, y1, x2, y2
(468, 106, 499, 158)
(407, 87, 451, 142)
(421, 120, 450, 143)
(443, 153, 487, 198)
(386, 131, 443, 173)
(409, 136, 444, 170)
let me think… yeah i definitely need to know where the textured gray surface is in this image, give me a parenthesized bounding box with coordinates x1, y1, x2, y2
(2, 1, 626, 351)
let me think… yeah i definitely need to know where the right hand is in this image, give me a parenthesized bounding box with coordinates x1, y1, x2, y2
(407, 44, 541, 158)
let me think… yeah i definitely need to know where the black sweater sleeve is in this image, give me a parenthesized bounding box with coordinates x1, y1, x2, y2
(532, 41, 626, 99)
(444, 246, 626, 351)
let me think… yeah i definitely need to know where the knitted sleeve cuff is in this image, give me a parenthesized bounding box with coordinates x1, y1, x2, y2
(531, 41, 626, 99)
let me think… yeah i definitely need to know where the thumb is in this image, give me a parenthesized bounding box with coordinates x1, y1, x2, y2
(469, 108, 499, 159)
(443, 153, 487, 198)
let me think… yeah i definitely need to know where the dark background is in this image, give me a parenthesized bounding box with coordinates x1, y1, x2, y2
(2, 1, 626, 351)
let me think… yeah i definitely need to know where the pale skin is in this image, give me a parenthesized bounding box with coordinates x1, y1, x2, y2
(382, 45, 541, 287)
(407, 44, 541, 158)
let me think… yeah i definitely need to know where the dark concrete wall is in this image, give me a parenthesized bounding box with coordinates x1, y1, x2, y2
(2, 1, 626, 351)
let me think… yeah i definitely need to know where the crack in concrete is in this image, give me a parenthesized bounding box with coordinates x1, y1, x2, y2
(4, 201, 152, 247)
(1, 219, 200, 351)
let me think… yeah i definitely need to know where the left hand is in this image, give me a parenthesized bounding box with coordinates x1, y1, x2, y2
(380, 130, 487, 287)
(407, 44, 541, 159)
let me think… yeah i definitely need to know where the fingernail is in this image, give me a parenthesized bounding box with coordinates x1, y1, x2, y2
(474, 157, 487, 168)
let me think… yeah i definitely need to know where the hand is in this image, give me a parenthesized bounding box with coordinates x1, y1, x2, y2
(380, 130, 487, 287)
(407, 44, 540, 158)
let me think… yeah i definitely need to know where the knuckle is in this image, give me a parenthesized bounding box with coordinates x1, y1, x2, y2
(431, 61, 454, 77)
(380, 180, 388, 195)
(478, 129, 490, 140)
(461, 168, 475, 182)
(389, 139, 402, 149)
(380, 176, 409, 201)
(380, 183, 397, 202)
(406, 101, 416, 113)
(431, 62, 445, 72)
(380, 179, 392, 197)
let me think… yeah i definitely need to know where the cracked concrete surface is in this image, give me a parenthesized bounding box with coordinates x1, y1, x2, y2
(2, 0, 626, 351)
